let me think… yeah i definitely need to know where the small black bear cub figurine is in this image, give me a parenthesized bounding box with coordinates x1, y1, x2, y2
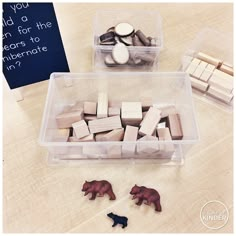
(107, 212, 128, 228)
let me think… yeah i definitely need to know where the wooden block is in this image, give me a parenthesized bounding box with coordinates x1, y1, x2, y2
(56, 110, 84, 129)
(72, 120, 90, 139)
(122, 125, 138, 154)
(209, 69, 233, 93)
(108, 100, 122, 108)
(84, 101, 97, 115)
(157, 128, 175, 154)
(68, 134, 95, 142)
(157, 122, 166, 129)
(190, 76, 209, 92)
(108, 107, 120, 117)
(97, 92, 108, 118)
(54, 128, 70, 142)
(84, 115, 97, 122)
(139, 107, 161, 136)
(95, 131, 110, 141)
(219, 64, 234, 76)
(88, 115, 122, 134)
(100, 128, 124, 141)
(196, 52, 222, 67)
(207, 86, 234, 103)
(185, 58, 200, 75)
(153, 104, 177, 118)
(199, 64, 215, 82)
(167, 114, 183, 140)
(137, 135, 159, 154)
(192, 61, 208, 79)
(121, 102, 142, 125)
(140, 97, 153, 111)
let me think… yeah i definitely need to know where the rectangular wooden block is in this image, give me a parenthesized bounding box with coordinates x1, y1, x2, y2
(88, 115, 122, 134)
(139, 107, 161, 136)
(101, 128, 124, 141)
(68, 134, 95, 142)
(157, 128, 175, 154)
(137, 135, 159, 154)
(209, 69, 233, 93)
(56, 110, 84, 129)
(54, 128, 70, 142)
(207, 86, 234, 103)
(84, 115, 97, 122)
(185, 58, 201, 75)
(219, 64, 234, 76)
(84, 101, 97, 115)
(121, 102, 142, 125)
(122, 125, 139, 154)
(108, 107, 120, 117)
(97, 92, 108, 118)
(167, 114, 183, 140)
(192, 61, 208, 79)
(199, 63, 215, 82)
(95, 131, 110, 141)
(140, 97, 153, 111)
(196, 52, 222, 67)
(190, 76, 209, 92)
(72, 120, 90, 139)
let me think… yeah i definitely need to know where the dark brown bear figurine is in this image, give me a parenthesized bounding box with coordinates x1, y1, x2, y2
(130, 184, 162, 212)
(82, 180, 116, 200)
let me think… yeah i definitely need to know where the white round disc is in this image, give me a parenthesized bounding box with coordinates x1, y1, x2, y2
(112, 43, 129, 64)
(115, 22, 134, 37)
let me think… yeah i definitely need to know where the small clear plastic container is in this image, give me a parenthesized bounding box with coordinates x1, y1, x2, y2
(93, 10, 163, 72)
(181, 28, 233, 109)
(39, 72, 199, 165)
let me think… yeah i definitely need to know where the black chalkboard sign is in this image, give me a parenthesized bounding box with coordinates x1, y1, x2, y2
(2, 2, 69, 89)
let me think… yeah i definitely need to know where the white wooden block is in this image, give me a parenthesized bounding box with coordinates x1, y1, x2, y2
(122, 125, 138, 154)
(185, 58, 201, 75)
(84, 101, 97, 115)
(72, 120, 90, 139)
(108, 107, 120, 117)
(190, 76, 209, 92)
(153, 104, 177, 118)
(219, 64, 234, 76)
(95, 131, 109, 141)
(101, 128, 124, 141)
(192, 61, 208, 79)
(140, 97, 153, 111)
(121, 102, 142, 125)
(56, 110, 84, 129)
(167, 114, 183, 140)
(54, 129, 70, 142)
(88, 115, 122, 134)
(157, 128, 175, 154)
(68, 134, 95, 142)
(196, 52, 222, 67)
(139, 107, 161, 136)
(137, 135, 159, 154)
(209, 70, 233, 93)
(199, 64, 215, 82)
(97, 92, 108, 118)
(207, 86, 234, 103)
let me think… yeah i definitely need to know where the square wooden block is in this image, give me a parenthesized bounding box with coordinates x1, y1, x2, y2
(72, 120, 90, 139)
(84, 101, 97, 115)
(122, 102, 142, 126)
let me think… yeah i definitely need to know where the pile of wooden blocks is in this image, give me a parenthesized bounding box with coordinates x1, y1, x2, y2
(184, 52, 234, 103)
(55, 93, 184, 156)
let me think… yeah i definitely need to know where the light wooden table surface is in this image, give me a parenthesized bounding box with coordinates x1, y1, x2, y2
(3, 3, 233, 233)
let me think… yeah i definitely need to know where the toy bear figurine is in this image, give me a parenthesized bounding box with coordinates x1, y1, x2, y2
(82, 180, 116, 200)
(107, 212, 128, 228)
(130, 184, 162, 212)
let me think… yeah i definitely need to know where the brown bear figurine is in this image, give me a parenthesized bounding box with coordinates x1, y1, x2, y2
(130, 184, 162, 212)
(82, 180, 116, 200)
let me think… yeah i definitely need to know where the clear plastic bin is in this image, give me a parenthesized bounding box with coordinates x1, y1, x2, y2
(39, 72, 199, 165)
(181, 28, 233, 109)
(93, 10, 163, 72)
